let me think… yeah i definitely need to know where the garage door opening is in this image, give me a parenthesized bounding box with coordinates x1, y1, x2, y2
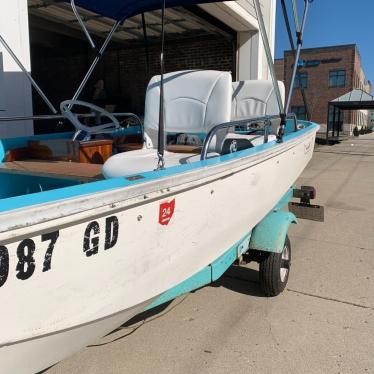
(28, 1, 236, 134)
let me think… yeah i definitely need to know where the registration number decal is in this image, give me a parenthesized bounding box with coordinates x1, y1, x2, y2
(0, 215, 119, 288)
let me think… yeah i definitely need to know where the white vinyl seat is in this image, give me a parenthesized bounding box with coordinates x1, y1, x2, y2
(223, 80, 285, 148)
(103, 148, 219, 176)
(232, 80, 285, 119)
(103, 70, 232, 178)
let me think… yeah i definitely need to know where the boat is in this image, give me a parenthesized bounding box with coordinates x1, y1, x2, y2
(0, 0, 320, 373)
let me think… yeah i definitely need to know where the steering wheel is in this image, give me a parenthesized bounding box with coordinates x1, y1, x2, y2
(60, 100, 121, 139)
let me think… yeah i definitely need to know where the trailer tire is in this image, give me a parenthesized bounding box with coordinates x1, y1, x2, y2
(259, 235, 291, 297)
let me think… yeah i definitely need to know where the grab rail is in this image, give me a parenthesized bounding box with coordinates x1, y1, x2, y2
(0, 112, 142, 125)
(201, 114, 299, 161)
(0, 112, 143, 141)
(200, 115, 278, 161)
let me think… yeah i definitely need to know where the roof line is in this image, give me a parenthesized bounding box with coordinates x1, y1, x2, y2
(284, 43, 357, 55)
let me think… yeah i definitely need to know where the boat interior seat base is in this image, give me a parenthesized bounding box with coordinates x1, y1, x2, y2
(224, 133, 277, 146)
(102, 131, 275, 179)
(102, 148, 219, 179)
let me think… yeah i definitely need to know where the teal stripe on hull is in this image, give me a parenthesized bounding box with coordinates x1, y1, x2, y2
(145, 267, 211, 311)
(145, 232, 253, 311)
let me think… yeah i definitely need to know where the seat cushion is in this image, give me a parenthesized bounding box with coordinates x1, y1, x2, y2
(231, 80, 285, 119)
(144, 70, 232, 148)
(102, 148, 219, 178)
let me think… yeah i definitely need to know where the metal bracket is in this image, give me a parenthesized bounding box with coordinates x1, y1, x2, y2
(290, 186, 324, 222)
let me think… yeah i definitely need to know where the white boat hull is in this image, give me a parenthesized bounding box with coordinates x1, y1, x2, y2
(0, 127, 317, 373)
(1, 301, 149, 374)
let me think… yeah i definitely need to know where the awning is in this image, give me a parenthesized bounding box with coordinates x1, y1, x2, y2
(29, 1, 235, 44)
(62, 0, 228, 22)
(330, 89, 374, 110)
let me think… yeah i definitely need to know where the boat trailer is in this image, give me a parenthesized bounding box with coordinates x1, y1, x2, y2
(145, 186, 324, 310)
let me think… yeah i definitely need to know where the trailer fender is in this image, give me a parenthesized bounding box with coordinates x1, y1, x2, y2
(249, 211, 297, 254)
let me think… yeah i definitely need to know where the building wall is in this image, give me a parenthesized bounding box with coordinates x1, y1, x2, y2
(283, 44, 371, 131)
(351, 49, 371, 127)
(236, 0, 257, 18)
(202, 0, 277, 81)
(274, 58, 284, 82)
(370, 110, 374, 128)
(0, 0, 33, 138)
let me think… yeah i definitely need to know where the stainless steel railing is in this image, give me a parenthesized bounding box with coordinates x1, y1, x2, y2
(0, 112, 142, 125)
(200, 114, 298, 161)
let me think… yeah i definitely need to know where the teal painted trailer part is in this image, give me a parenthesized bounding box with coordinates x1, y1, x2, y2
(248, 188, 297, 254)
(248, 210, 297, 254)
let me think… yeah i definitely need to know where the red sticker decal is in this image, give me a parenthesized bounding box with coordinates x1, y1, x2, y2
(159, 199, 175, 226)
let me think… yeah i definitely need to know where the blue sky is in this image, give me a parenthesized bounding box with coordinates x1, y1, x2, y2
(275, 0, 374, 84)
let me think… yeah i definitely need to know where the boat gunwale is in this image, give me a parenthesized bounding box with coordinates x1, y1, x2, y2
(0, 122, 318, 238)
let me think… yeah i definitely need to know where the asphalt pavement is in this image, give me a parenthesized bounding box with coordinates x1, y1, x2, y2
(48, 133, 374, 374)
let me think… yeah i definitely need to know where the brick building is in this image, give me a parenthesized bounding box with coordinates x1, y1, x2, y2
(32, 34, 236, 120)
(276, 44, 372, 133)
(274, 58, 284, 81)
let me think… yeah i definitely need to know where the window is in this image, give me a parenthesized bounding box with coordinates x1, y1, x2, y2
(329, 70, 346, 87)
(294, 72, 308, 88)
(291, 106, 307, 120)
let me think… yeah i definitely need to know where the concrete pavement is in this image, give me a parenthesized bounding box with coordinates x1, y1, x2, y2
(47, 134, 374, 374)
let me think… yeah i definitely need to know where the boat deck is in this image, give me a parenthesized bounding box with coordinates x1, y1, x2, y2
(0, 160, 103, 181)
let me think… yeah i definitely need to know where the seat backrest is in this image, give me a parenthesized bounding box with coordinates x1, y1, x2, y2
(144, 70, 232, 148)
(231, 80, 285, 119)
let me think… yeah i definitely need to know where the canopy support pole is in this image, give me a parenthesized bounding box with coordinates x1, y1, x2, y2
(253, 0, 286, 142)
(337, 108, 341, 138)
(280, 0, 310, 121)
(71, 0, 96, 50)
(326, 103, 331, 142)
(142, 13, 150, 80)
(284, 0, 310, 115)
(291, 0, 300, 33)
(157, 0, 166, 170)
(0, 34, 57, 114)
(71, 21, 121, 106)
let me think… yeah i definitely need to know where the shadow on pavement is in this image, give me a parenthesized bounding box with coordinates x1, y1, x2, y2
(212, 265, 266, 298)
(88, 266, 265, 348)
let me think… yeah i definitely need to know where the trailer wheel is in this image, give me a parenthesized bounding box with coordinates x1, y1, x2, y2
(259, 235, 291, 297)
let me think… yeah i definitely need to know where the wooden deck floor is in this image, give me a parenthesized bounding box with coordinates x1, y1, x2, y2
(0, 160, 104, 182)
